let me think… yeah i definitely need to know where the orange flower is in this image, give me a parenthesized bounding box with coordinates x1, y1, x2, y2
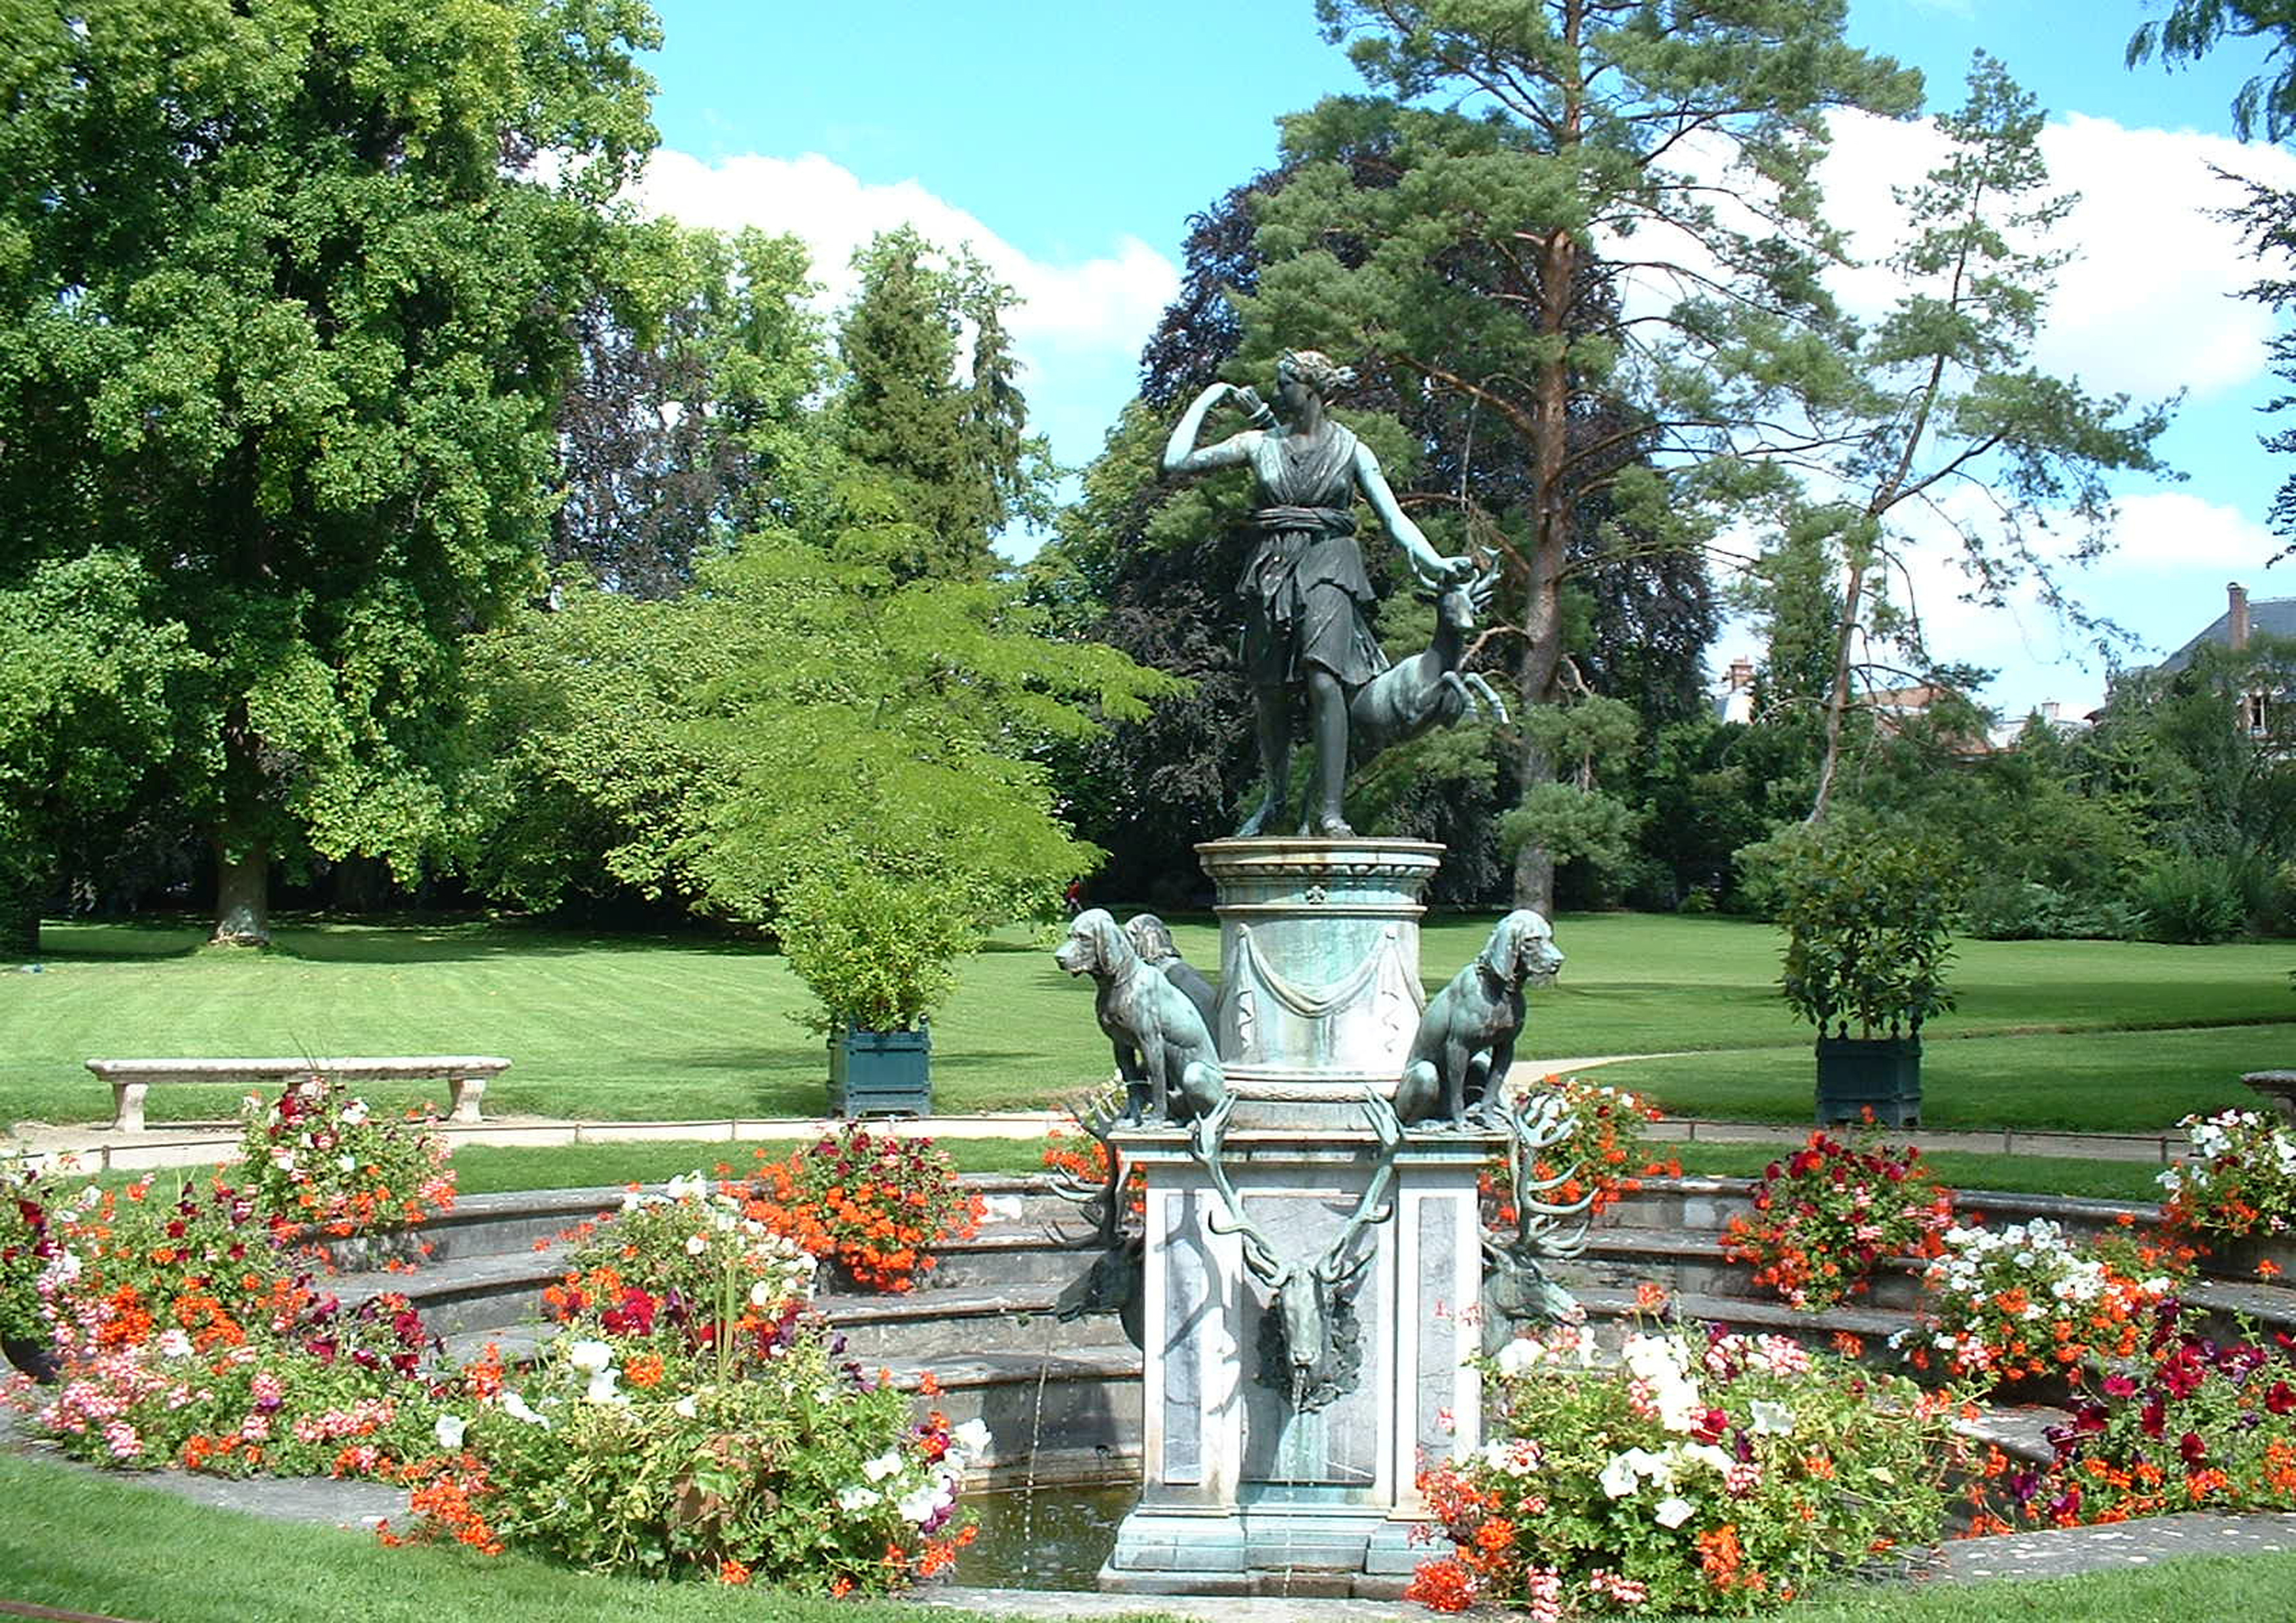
(719, 1558, 751, 1585)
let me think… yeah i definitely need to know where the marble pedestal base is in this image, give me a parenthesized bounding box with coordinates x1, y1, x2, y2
(1098, 1127, 1494, 1598)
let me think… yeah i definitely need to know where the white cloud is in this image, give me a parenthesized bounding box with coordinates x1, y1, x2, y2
(632, 148, 1178, 380)
(1820, 108, 2296, 402)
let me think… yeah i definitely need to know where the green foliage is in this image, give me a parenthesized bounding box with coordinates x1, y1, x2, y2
(774, 867, 971, 1035)
(467, 522, 1177, 996)
(1501, 783, 1640, 879)
(0, 551, 208, 946)
(1760, 56, 2170, 821)
(0, 0, 662, 938)
(833, 229, 1054, 582)
(1754, 820, 1965, 1038)
(2132, 851, 2250, 944)
(2130, 0, 2296, 141)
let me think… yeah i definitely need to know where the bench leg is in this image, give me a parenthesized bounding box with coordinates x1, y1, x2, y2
(112, 1082, 148, 1134)
(449, 1075, 486, 1125)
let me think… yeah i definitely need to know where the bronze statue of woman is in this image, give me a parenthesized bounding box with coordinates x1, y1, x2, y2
(1160, 350, 1468, 837)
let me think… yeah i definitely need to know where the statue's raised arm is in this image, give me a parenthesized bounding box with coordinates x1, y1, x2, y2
(1159, 351, 1473, 839)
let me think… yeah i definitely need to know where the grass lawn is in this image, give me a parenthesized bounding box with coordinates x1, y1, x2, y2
(0, 1447, 2291, 1622)
(2, 911, 2290, 1133)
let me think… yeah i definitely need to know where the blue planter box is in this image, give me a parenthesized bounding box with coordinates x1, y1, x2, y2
(1815, 1035, 1921, 1128)
(829, 1022, 932, 1119)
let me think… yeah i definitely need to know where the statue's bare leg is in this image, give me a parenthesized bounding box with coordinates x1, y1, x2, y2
(1306, 668, 1352, 836)
(1236, 685, 1291, 838)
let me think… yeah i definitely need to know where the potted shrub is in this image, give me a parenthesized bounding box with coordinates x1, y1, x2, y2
(1768, 823, 1963, 1126)
(777, 865, 975, 1118)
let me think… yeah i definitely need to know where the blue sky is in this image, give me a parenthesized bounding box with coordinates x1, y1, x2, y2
(639, 1, 2296, 723)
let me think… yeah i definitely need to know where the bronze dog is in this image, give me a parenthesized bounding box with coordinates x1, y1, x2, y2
(1393, 910, 1564, 1128)
(1056, 908, 1227, 1125)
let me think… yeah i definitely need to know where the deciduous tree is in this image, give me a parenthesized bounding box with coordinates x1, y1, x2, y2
(0, 0, 659, 942)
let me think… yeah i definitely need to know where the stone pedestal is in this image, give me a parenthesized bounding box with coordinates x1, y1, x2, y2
(1196, 837, 1440, 1121)
(1101, 837, 1490, 1599)
(1101, 1127, 1488, 1596)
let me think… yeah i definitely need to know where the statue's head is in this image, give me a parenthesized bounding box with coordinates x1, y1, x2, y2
(1275, 349, 1356, 416)
(1124, 912, 1177, 964)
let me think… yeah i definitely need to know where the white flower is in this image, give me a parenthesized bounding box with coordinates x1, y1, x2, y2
(897, 1480, 952, 1524)
(340, 1099, 368, 1126)
(566, 1340, 613, 1373)
(952, 1419, 992, 1459)
(1480, 1438, 1542, 1476)
(501, 1392, 550, 1428)
(1749, 1399, 1795, 1436)
(666, 1172, 708, 1202)
(1496, 1336, 1545, 1377)
(1599, 1451, 1647, 1499)
(337, 1154, 356, 1171)
(712, 1209, 736, 1233)
(685, 1234, 709, 1256)
(435, 1414, 467, 1450)
(584, 1369, 624, 1405)
(673, 1395, 698, 1419)
(749, 1279, 777, 1308)
(157, 1328, 192, 1359)
(837, 1486, 881, 1512)
(862, 1448, 905, 1483)
(1655, 1495, 1696, 1529)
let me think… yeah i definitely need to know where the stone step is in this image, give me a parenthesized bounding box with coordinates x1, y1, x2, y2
(293, 1185, 622, 1272)
(819, 1285, 1134, 1361)
(876, 1346, 1144, 1478)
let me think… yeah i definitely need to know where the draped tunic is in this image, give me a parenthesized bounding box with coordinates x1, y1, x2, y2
(1238, 421, 1388, 688)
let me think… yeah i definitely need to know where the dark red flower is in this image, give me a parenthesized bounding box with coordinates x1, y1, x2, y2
(2179, 1431, 2208, 1467)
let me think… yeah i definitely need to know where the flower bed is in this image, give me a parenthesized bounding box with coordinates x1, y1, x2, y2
(2160, 1108, 2296, 1245)
(1905, 1218, 2183, 1392)
(1409, 1321, 1966, 1615)
(740, 1127, 982, 1292)
(7, 1169, 446, 1476)
(1488, 1076, 1682, 1222)
(1721, 1128, 1954, 1311)
(391, 1176, 976, 1592)
(237, 1077, 456, 1251)
(1971, 1297, 2296, 1531)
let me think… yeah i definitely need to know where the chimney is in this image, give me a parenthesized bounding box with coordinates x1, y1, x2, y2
(2231, 581, 2251, 650)
(1727, 656, 1755, 691)
(2039, 701, 2059, 723)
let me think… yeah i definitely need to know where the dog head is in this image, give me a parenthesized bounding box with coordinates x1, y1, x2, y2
(1480, 909, 1562, 990)
(1124, 912, 1178, 965)
(1055, 908, 1131, 980)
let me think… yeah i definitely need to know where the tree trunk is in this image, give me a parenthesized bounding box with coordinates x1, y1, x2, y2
(1511, 213, 1578, 918)
(1808, 550, 1870, 826)
(212, 834, 270, 945)
(0, 861, 40, 959)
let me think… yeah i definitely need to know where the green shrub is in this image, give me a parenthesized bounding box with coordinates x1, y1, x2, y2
(1960, 878, 2143, 942)
(1760, 820, 1964, 1039)
(2133, 852, 2246, 944)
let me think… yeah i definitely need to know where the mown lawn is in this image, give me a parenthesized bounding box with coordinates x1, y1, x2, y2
(0, 1446, 2289, 1623)
(1, 912, 2290, 1132)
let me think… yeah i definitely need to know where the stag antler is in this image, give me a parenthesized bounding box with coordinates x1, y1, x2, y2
(1047, 1083, 1132, 1249)
(1314, 1091, 1403, 1286)
(1488, 1087, 1594, 1262)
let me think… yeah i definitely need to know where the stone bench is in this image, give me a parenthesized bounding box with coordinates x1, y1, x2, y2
(86, 1056, 511, 1132)
(2242, 1069, 2296, 1124)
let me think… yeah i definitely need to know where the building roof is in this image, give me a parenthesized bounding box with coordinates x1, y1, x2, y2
(2159, 596, 2296, 673)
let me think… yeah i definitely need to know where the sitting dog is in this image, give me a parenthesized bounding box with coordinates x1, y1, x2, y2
(1056, 908, 1227, 1125)
(1393, 910, 1564, 1129)
(1124, 913, 1215, 1014)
